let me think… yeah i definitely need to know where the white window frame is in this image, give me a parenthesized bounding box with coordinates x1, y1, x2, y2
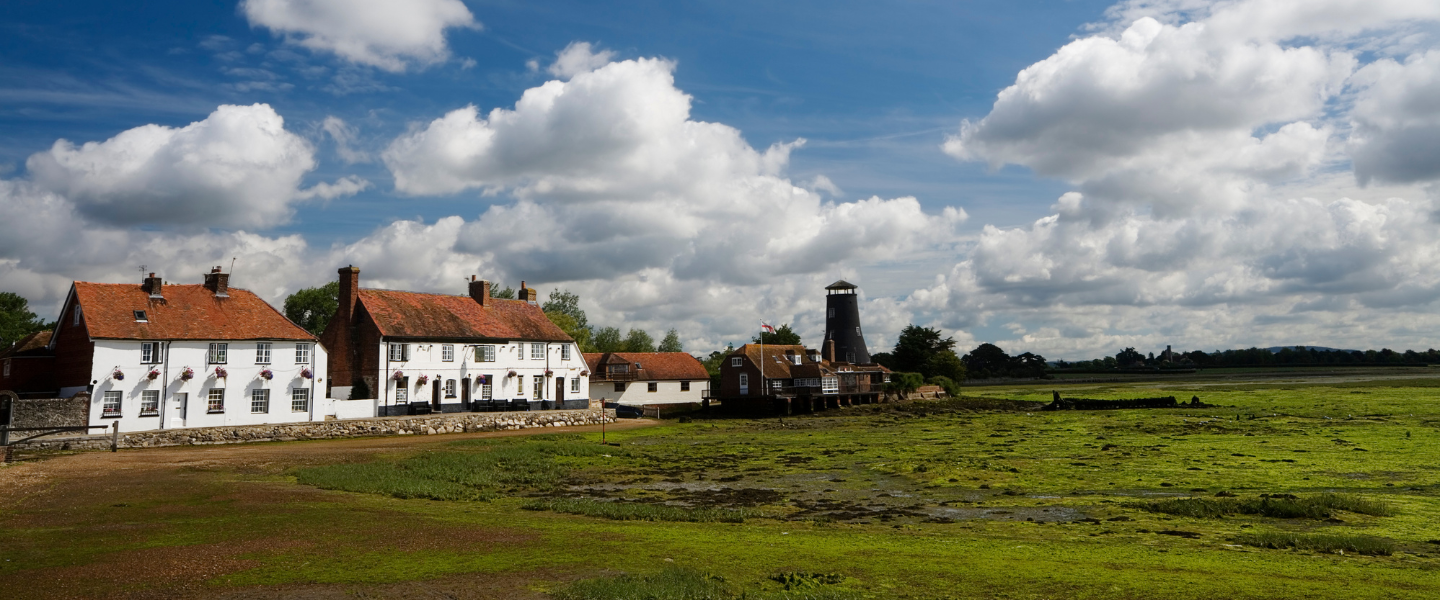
(518, 375, 526, 396)
(731, 357, 742, 367)
(141, 342, 158, 364)
(295, 343, 310, 364)
(140, 390, 160, 415)
(102, 391, 122, 416)
(739, 373, 749, 393)
(533, 376, 544, 399)
(442, 344, 454, 362)
(476, 345, 496, 362)
(445, 379, 456, 398)
(251, 388, 269, 413)
(570, 378, 580, 393)
(395, 377, 409, 402)
(561, 344, 571, 360)
(531, 343, 545, 360)
(481, 381, 493, 400)
(207, 388, 225, 412)
(822, 377, 839, 394)
(256, 342, 272, 365)
(209, 343, 227, 364)
(291, 388, 309, 412)
(389, 343, 409, 362)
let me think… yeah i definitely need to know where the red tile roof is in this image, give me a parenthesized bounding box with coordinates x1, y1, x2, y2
(73, 283, 314, 341)
(358, 289, 572, 342)
(584, 352, 709, 381)
(0, 330, 52, 358)
(730, 344, 889, 379)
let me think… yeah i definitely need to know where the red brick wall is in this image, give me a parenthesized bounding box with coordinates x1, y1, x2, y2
(52, 298, 94, 391)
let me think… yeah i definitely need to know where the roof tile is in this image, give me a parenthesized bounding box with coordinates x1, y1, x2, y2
(74, 283, 314, 341)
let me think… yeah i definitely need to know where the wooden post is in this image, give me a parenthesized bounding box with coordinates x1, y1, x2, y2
(111, 421, 119, 452)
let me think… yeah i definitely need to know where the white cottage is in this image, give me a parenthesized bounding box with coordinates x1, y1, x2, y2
(584, 352, 710, 406)
(48, 270, 328, 433)
(321, 267, 588, 417)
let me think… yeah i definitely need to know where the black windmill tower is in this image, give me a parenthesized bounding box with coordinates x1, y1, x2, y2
(823, 280, 871, 364)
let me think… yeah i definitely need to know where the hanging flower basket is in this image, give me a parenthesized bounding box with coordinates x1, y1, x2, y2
(416, 374, 429, 385)
(506, 370, 517, 377)
(580, 370, 590, 377)
(147, 368, 161, 380)
(214, 366, 228, 379)
(259, 368, 274, 381)
(179, 367, 195, 381)
(392, 370, 405, 381)
(300, 367, 313, 380)
(111, 368, 125, 381)
(545, 369, 554, 376)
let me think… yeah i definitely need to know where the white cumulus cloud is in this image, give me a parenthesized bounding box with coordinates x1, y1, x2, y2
(241, 0, 478, 72)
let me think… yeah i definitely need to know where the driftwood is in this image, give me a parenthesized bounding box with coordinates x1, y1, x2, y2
(1042, 392, 1212, 411)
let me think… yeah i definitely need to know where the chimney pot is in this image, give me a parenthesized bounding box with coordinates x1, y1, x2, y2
(203, 269, 229, 297)
(143, 273, 164, 298)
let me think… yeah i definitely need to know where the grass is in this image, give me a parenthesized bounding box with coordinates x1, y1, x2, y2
(1131, 493, 1397, 520)
(1235, 531, 1397, 555)
(553, 566, 858, 600)
(522, 498, 760, 523)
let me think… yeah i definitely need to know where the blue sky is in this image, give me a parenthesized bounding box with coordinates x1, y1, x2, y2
(4, 0, 1440, 358)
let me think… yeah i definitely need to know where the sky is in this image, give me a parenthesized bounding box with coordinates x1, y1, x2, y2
(3, 0, 1440, 359)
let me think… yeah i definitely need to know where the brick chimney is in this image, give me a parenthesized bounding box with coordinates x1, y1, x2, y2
(337, 266, 360, 325)
(468, 275, 491, 307)
(203, 266, 229, 297)
(825, 339, 836, 363)
(141, 272, 163, 299)
(519, 280, 538, 304)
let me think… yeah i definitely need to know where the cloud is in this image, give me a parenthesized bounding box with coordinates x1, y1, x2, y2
(240, 0, 478, 72)
(25, 104, 361, 228)
(548, 42, 617, 79)
(321, 115, 370, 163)
(1349, 50, 1440, 186)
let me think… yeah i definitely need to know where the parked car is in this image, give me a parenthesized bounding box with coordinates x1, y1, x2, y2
(604, 401, 644, 419)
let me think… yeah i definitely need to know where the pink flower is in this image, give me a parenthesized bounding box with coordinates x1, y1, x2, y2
(301, 367, 313, 379)
(214, 366, 228, 379)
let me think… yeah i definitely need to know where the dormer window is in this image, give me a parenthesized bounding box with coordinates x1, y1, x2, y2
(133, 310, 148, 322)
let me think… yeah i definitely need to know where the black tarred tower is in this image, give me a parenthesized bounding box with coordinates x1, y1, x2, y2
(824, 280, 871, 364)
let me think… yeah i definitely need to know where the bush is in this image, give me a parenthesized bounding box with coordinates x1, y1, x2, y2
(1235, 531, 1395, 555)
(522, 498, 759, 523)
(1129, 493, 1396, 520)
(926, 376, 960, 398)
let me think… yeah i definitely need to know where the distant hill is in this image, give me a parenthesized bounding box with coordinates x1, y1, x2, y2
(1264, 346, 1359, 354)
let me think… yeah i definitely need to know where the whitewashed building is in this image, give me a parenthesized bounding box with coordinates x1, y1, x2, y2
(584, 352, 710, 406)
(321, 268, 588, 417)
(47, 270, 329, 433)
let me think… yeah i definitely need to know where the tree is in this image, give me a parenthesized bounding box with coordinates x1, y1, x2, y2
(0, 292, 50, 348)
(283, 281, 338, 336)
(542, 289, 588, 330)
(701, 346, 734, 378)
(752, 323, 801, 345)
(892, 325, 957, 376)
(658, 328, 683, 352)
(925, 349, 967, 382)
(886, 372, 924, 399)
(593, 327, 623, 352)
(1011, 352, 1047, 378)
(622, 328, 656, 352)
(960, 343, 1012, 379)
(546, 310, 596, 353)
(491, 286, 515, 299)
(1115, 347, 1144, 367)
(870, 351, 896, 370)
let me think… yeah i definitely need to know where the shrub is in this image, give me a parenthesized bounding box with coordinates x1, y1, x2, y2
(522, 498, 758, 523)
(1129, 493, 1396, 520)
(1235, 531, 1395, 556)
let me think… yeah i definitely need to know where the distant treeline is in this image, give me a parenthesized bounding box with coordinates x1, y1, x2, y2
(1055, 346, 1439, 370)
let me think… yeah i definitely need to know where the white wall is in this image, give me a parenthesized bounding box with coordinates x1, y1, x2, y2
(589, 379, 708, 405)
(86, 339, 328, 433)
(375, 340, 588, 411)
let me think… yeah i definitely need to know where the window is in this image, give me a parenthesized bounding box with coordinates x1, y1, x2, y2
(648, 382, 658, 393)
(256, 342, 272, 364)
(609, 364, 628, 374)
(481, 380, 493, 400)
(140, 390, 159, 416)
(772, 380, 782, 390)
(828, 308, 834, 318)
(207, 388, 225, 412)
(208, 343, 227, 364)
(855, 326, 861, 334)
(822, 377, 839, 394)
(445, 379, 456, 398)
(291, 388, 309, 412)
(295, 343, 310, 364)
(141, 342, 159, 364)
(571, 378, 580, 393)
(73, 306, 82, 326)
(251, 389, 269, 413)
(389, 343, 409, 362)
(531, 343, 545, 360)
(561, 344, 571, 360)
(102, 391, 122, 417)
(518, 375, 526, 396)
(790, 354, 802, 365)
(533, 376, 544, 399)
(476, 345, 496, 362)
(739, 373, 748, 391)
(3, 359, 9, 377)
(680, 381, 690, 392)
(395, 377, 408, 402)
(133, 310, 147, 322)
(442, 344, 454, 362)
(614, 382, 626, 392)
(731, 357, 742, 367)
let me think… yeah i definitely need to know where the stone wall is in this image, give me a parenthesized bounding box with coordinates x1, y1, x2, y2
(8, 408, 613, 455)
(7, 394, 89, 429)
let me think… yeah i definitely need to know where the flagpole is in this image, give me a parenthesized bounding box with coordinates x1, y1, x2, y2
(759, 322, 765, 401)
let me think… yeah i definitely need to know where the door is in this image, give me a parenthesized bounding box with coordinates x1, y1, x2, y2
(170, 393, 187, 428)
(739, 373, 749, 395)
(431, 380, 441, 409)
(555, 377, 565, 406)
(461, 377, 471, 409)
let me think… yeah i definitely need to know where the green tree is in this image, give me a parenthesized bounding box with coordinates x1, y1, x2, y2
(960, 343, 1012, 379)
(593, 326, 623, 352)
(701, 346, 734, 378)
(542, 289, 588, 330)
(283, 281, 339, 336)
(0, 292, 50, 348)
(657, 328, 683, 352)
(891, 325, 957, 376)
(924, 349, 967, 382)
(1115, 347, 1144, 367)
(886, 372, 924, 399)
(491, 286, 515, 299)
(752, 324, 801, 346)
(546, 311, 596, 353)
(622, 328, 656, 352)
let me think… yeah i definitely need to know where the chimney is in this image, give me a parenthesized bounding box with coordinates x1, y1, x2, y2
(142, 272, 163, 299)
(519, 280, 538, 304)
(203, 266, 229, 297)
(825, 339, 836, 363)
(468, 275, 491, 307)
(337, 266, 360, 325)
